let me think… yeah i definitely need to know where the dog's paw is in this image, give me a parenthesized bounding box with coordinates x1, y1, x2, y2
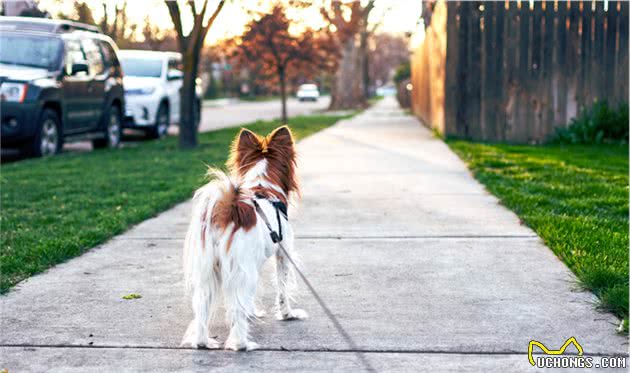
(224, 339, 260, 352)
(277, 308, 308, 321)
(181, 335, 220, 349)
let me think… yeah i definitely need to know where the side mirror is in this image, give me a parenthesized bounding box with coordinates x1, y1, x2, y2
(71, 61, 89, 76)
(167, 70, 183, 81)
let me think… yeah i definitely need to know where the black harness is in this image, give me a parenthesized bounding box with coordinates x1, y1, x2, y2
(252, 195, 287, 244)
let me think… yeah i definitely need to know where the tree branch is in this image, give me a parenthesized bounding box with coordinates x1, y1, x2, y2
(188, 0, 196, 15)
(165, 1, 186, 51)
(199, 0, 226, 48)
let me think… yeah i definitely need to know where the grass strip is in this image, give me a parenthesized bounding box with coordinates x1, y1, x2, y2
(448, 141, 629, 330)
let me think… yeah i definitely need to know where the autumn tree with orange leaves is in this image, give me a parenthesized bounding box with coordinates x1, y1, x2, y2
(234, 5, 337, 124)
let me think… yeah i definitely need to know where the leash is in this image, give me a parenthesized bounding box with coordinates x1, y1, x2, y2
(252, 199, 376, 372)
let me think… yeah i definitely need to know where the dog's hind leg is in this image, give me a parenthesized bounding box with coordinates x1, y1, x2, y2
(223, 267, 260, 351)
(181, 282, 220, 349)
(275, 237, 308, 321)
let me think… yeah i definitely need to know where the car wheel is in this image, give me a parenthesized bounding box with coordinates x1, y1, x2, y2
(23, 108, 62, 157)
(93, 105, 122, 149)
(147, 103, 169, 139)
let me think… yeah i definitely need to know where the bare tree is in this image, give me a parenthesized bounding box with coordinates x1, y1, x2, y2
(166, 0, 226, 148)
(321, 0, 375, 110)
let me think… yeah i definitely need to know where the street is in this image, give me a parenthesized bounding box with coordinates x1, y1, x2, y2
(1, 97, 330, 161)
(194, 96, 330, 133)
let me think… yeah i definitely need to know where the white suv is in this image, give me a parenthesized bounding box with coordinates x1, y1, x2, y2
(119, 50, 201, 138)
(296, 83, 320, 102)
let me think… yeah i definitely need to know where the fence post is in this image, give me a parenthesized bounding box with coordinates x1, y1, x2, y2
(445, 2, 461, 137)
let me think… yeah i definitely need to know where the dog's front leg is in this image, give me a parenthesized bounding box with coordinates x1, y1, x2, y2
(275, 239, 308, 321)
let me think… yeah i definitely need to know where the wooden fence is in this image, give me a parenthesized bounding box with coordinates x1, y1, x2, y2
(411, 1, 629, 143)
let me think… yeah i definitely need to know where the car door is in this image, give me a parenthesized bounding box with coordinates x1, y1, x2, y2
(166, 57, 183, 123)
(61, 38, 92, 133)
(80, 37, 106, 131)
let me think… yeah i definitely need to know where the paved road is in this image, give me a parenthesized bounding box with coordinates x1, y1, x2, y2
(1, 97, 626, 372)
(194, 96, 330, 133)
(2, 97, 329, 160)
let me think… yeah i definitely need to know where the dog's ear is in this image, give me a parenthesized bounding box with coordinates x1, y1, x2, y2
(267, 126, 294, 149)
(228, 128, 262, 172)
(236, 128, 260, 151)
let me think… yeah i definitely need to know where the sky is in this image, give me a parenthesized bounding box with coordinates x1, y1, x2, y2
(36, 0, 424, 45)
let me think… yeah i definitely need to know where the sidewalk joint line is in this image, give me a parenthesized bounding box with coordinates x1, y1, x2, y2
(1, 344, 626, 357)
(295, 235, 539, 240)
(115, 234, 539, 241)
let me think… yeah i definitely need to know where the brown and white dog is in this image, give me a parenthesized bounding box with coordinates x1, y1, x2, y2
(181, 126, 307, 351)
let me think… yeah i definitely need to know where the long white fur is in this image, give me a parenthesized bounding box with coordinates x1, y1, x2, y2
(181, 164, 307, 351)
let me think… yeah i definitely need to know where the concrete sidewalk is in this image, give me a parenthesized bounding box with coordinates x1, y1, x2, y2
(1, 97, 626, 372)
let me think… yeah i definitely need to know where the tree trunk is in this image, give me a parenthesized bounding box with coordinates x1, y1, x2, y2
(329, 36, 367, 110)
(360, 29, 370, 98)
(180, 52, 199, 148)
(278, 66, 288, 124)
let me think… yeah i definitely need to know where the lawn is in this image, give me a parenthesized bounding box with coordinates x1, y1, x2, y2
(0, 113, 352, 294)
(448, 141, 629, 329)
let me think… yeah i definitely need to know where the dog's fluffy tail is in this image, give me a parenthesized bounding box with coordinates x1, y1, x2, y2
(183, 169, 248, 296)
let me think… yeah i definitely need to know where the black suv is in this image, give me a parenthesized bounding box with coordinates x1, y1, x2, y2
(0, 17, 125, 157)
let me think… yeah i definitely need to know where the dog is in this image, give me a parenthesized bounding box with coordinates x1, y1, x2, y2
(181, 126, 307, 351)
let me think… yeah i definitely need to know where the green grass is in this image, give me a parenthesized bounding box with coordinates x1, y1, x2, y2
(448, 141, 629, 328)
(0, 113, 352, 294)
(368, 95, 385, 105)
(239, 95, 280, 102)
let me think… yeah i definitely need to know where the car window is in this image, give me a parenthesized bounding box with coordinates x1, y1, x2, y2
(81, 38, 105, 76)
(119, 57, 163, 78)
(63, 39, 85, 76)
(0, 34, 62, 70)
(167, 57, 182, 74)
(98, 40, 119, 71)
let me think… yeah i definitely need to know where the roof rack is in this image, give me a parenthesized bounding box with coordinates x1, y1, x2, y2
(54, 20, 100, 33)
(0, 16, 101, 34)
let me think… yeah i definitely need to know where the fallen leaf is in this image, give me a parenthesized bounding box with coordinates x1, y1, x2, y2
(122, 293, 142, 300)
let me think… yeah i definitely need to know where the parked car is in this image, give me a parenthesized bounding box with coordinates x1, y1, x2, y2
(296, 83, 320, 102)
(0, 17, 125, 157)
(118, 50, 201, 139)
(375, 84, 396, 97)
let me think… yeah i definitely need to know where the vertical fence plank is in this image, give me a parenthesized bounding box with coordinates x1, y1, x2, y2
(565, 0, 580, 120)
(513, 1, 532, 142)
(465, 2, 483, 140)
(528, 0, 543, 142)
(455, 2, 470, 137)
(540, 1, 555, 140)
(604, 1, 617, 102)
(593, 1, 605, 102)
(504, 0, 519, 140)
(494, 1, 506, 141)
(617, 1, 629, 103)
(554, 1, 568, 128)
(578, 1, 591, 110)
(481, 2, 495, 140)
(444, 2, 460, 137)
